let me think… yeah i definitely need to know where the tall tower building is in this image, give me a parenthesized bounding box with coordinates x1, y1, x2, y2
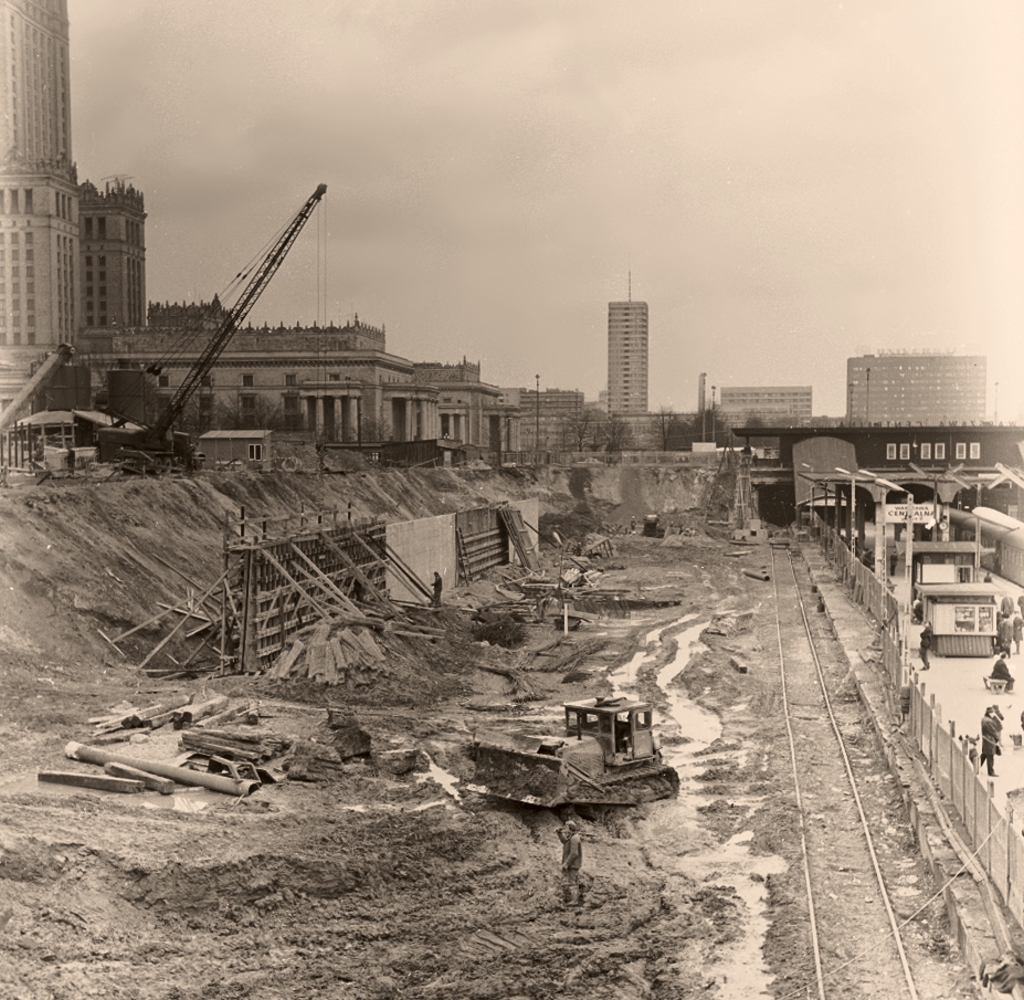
(607, 298, 648, 414)
(697, 372, 707, 413)
(0, 0, 79, 409)
(79, 179, 146, 328)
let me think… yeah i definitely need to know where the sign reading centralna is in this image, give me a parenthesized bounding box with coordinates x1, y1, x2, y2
(884, 503, 937, 523)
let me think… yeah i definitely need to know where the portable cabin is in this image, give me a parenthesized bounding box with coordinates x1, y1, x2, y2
(197, 430, 272, 470)
(916, 582, 1001, 656)
(910, 542, 979, 590)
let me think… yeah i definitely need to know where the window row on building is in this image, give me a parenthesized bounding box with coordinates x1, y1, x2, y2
(885, 441, 981, 461)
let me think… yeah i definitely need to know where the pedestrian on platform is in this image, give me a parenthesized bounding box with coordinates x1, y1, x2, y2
(431, 571, 443, 608)
(918, 623, 933, 671)
(889, 548, 899, 577)
(981, 708, 1002, 777)
(557, 819, 585, 906)
(991, 656, 1015, 693)
(1015, 615, 1023, 656)
(998, 614, 1014, 658)
(1018, 594, 1024, 620)
(1003, 594, 1016, 619)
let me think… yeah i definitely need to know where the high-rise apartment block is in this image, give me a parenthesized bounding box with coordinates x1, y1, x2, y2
(846, 353, 986, 424)
(607, 300, 647, 414)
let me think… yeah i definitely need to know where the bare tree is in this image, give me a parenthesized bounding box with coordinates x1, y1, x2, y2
(650, 406, 686, 451)
(599, 413, 633, 453)
(559, 407, 601, 451)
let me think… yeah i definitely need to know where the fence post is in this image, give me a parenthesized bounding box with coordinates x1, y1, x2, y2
(983, 781, 991, 876)
(929, 693, 937, 776)
(949, 720, 956, 799)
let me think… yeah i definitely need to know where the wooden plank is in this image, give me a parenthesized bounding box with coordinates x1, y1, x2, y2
(137, 570, 229, 670)
(104, 763, 176, 794)
(38, 771, 144, 793)
(316, 531, 395, 611)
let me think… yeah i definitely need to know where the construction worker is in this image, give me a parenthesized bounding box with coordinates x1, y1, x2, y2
(431, 571, 443, 608)
(557, 819, 584, 905)
(918, 623, 933, 671)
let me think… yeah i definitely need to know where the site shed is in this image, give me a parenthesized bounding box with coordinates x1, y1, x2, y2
(198, 430, 273, 470)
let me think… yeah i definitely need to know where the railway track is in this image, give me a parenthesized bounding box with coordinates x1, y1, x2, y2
(769, 544, 968, 1000)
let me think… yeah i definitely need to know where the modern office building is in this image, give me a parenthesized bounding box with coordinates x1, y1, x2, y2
(718, 386, 812, 426)
(607, 299, 648, 414)
(846, 353, 986, 424)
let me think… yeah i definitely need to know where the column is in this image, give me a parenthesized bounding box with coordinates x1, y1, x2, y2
(872, 485, 888, 580)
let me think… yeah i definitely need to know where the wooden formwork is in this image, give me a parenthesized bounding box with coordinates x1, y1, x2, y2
(223, 507, 389, 673)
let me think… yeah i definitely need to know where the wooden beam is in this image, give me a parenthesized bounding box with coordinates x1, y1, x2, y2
(138, 570, 229, 670)
(316, 531, 396, 612)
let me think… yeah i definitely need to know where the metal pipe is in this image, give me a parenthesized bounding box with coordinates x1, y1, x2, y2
(65, 742, 260, 796)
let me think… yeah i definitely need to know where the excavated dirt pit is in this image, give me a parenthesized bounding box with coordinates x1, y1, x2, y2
(0, 469, 977, 998)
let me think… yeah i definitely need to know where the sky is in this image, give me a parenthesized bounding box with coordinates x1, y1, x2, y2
(69, 1, 1024, 419)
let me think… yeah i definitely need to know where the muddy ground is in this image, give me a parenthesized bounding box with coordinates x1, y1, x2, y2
(0, 465, 973, 998)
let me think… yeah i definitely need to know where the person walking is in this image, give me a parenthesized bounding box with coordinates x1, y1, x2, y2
(557, 819, 584, 905)
(1017, 594, 1024, 621)
(918, 623, 933, 671)
(1014, 615, 1023, 656)
(431, 571, 443, 608)
(998, 614, 1014, 658)
(1003, 594, 1016, 619)
(981, 707, 1002, 777)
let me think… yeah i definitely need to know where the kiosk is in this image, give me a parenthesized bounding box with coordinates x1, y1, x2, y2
(916, 582, 1000, 657)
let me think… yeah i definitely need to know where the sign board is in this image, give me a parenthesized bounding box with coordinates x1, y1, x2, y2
(884, 503, 935, 524)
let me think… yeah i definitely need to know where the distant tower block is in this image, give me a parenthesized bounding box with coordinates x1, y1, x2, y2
(608, 299, 648, 415)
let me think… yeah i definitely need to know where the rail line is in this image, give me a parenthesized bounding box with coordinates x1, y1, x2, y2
(770, 544, 919, 1000)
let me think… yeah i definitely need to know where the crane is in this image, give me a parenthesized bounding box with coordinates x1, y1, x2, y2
(98, 183, 327, 471)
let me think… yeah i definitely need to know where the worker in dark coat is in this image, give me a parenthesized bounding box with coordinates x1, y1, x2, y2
(991, 656, 1015, 693)
(431, 571, 443, 608)
(557, 819, 584, 905)
(998, 614, 1014, 658)
(918, 623, 933, 670)
(981, 708, 1002, 777)
(1002, 594, 1016, 619)
(1014, 616, 1023, 656)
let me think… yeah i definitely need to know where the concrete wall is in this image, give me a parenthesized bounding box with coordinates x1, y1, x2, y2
(386, 513, 457, 602)
(385, 498, 540, 602)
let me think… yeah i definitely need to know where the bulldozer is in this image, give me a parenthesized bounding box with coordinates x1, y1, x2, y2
(470, 697, 679, 808)
(642, 514, 666, 538)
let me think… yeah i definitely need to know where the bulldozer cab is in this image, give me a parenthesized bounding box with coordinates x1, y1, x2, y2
(563, 697, 657, 765)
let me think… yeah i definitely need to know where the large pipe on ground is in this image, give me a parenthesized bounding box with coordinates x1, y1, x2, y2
(65, 742, 260, 797)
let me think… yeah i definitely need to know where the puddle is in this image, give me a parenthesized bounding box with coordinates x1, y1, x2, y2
(416, 755, 465, 807)
(610, 613, 786, 998)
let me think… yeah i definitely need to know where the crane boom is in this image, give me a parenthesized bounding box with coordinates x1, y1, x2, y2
(152, 183, 327, 440)
(0, 343, 74, 436)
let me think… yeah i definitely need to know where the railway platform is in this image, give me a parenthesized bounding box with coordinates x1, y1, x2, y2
(802, 541, 1024, 987)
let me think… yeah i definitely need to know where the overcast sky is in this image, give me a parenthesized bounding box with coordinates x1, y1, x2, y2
(69, 1, 1024, 419)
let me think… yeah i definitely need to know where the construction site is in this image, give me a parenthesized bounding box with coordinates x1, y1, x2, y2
(0, 435, 1000, 1000)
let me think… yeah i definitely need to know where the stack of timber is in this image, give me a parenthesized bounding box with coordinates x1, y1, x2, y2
(265, 610, 444, 687)
(179, 727, 288, 764)
(87, 692, 194, 742)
